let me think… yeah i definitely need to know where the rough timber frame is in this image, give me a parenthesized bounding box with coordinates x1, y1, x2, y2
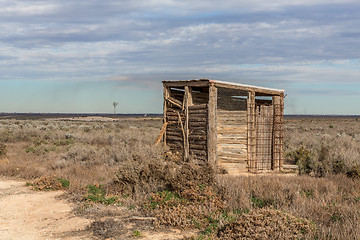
(162, 79, 285, 173)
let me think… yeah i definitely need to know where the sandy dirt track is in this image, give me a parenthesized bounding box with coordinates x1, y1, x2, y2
(0, 178, 194, 240)
(0, 178, 91, 240)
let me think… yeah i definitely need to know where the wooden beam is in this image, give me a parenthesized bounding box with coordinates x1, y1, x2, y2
(184, 86, 191, 159)
(155, 122, 168, 145)
(207, 84, 217, 165)
(163, 86, 169, 145)
(163, 79, 210, 88)
(177, 112, 187, 158)
(166, 96, 182, 109)
(212, 80, 284, 96)
(247, 91, 256, 172)
(272, 95, 284, 171)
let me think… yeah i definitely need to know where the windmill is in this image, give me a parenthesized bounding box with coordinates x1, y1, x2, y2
(113, 101, 118, 115)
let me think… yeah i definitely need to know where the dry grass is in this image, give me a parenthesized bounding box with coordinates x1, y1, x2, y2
(217, 174, 360, 239)
(1, 116, 360, 239)
(0, 118, 163, 192)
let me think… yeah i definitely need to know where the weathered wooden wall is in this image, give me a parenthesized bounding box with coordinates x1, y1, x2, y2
(164, 87, 185, 153)
(216, 109, 248, 173)
(189, 104, 208, 161)
(164, 85, 209, 161)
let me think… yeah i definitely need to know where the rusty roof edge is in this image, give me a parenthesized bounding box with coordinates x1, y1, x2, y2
(209, 80, 285, 93)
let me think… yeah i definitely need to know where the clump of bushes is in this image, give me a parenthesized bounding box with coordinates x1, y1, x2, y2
(144, 185, 224, 230)
(26, 176, 70, 190)
(217, 208, 314, 240)
(110, 153, 215, 198)
(287, 145, 359, 178)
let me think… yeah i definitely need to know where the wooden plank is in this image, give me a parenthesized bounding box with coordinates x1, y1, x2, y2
(217, 124, 247, 129)
(217, 115, 247, 121)
(272, 94, 284, 171)
(166, 97, 182, 109)
(218, 162, 248, 173)
(217, 139, 247, 145)
(166, 130, 182, 136)
(167, 107, 182, 113)
(167, 116, 185, 121)
(189, 135, 207, 141)
(218, 152, 247, 158)
(189, 140, 206, 145)
(184, 86, 190, 159)
(218, 157, 247, 164)
(190, 149, 207, 156)
(207, 84, 217, 165)
(279, 94, 284, 170)
(167, 135, 183, 141)
(156, 122, 168, 145)
(248, 91, 256, 172)
(213, 81, 284, 96)
(189, 114, 207, 119)
(188, 104, 208, 110)
(163, 80, 210, 88)
(189, 122, 207, 127)
(188, 109, 207, 114)
(177, 112, 187, 159)
(218, 143, 247, 149)
(217, 121, 247, 126)
(189, 144, 206, 150)
(189, 117, 207, 122)
(217, 110, 247, 115)
(217, 130, 247, 135)
(163, 86, 169, 145)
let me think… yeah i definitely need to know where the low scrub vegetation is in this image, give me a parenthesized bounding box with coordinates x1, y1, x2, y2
(26, 176, 70, 191)
(1, 116, 360, 239)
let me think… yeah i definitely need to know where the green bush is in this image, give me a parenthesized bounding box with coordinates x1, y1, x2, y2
(288, 147, 312, 175)
(83, 184, 118, 205)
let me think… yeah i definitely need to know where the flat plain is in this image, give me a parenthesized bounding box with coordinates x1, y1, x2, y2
(0, 115, 360, 239)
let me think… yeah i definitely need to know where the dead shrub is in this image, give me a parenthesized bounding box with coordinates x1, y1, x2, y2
(27, 176, 70, 191)
(217, 208, 314, 240)
(144, 185, 224, 230)
(87, 219, 126, 240)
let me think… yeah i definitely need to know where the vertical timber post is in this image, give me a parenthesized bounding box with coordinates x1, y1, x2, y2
(272, 94, 284, 171)
(184, 86, 190, 159)
(247, 91, 256, 172)
(163, 85, 169, 145)
(279, 93, 284, 170)
(208, 84, 217, 165)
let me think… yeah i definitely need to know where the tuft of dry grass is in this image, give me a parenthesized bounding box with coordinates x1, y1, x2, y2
(217, 174, 360, 239)
(217, 208, 314, 240)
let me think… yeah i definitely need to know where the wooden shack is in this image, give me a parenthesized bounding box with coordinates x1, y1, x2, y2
(162, 79, 284, 174)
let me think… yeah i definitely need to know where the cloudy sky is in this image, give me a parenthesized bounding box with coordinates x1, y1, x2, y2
(0, 0, 359, 114)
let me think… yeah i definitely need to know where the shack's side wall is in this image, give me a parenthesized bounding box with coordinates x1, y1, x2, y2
(163, 84, 209, 160)
(164, 86, 185, 153)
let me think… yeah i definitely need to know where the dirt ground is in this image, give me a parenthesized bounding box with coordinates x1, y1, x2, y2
(0, 178, 91, 240)
(0, 178, 193, 240)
